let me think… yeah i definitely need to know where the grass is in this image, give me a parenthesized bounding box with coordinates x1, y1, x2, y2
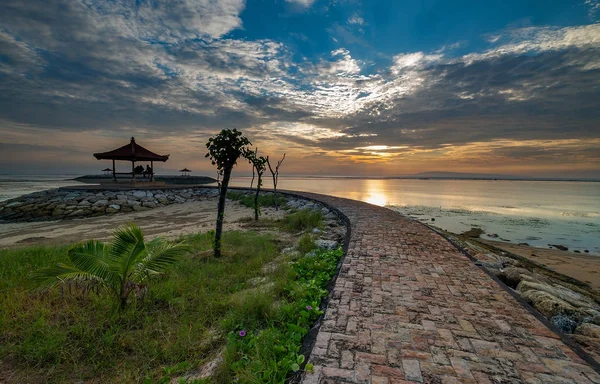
(0, 231, 282, 383)
(0, 224, 342, 383)
(227, 191, 287, 209)
(283, 209, 323, 232)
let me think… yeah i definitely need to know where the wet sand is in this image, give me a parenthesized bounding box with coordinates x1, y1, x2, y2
(0, 198, 286, 248)
(480, 239, 600, 291)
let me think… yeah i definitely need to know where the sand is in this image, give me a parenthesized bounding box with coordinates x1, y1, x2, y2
(480, 239, 600, 291)
(0, 198, 287, 249)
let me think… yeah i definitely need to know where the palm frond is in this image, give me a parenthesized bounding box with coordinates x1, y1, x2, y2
(108, 224, 146, 279)
(68, 240, 117, 285)
(29, 263, 103, 292)
(133, 238, 189, 282)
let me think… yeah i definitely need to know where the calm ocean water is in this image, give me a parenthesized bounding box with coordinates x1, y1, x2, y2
(1, 175, 599, 255)
(231, 177, 600, 255)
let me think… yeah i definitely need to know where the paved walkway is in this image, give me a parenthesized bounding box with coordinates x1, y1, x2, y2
(295, 192, 600, 384)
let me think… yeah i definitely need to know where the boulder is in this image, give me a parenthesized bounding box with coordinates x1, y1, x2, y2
(517, 280, 597, 309)
(106, 207, 119, 214)
(127, 200, 141, 206)
(315, 239, 338, 250)
(79, 200, 92, 207)
(575, 323, 600, 339)
(93, 199, 109, 207)
(519, 289, 577, 318)
(142, 201, 157, 208)
(174, 196, 186, 204)
(116, 194, 128, 201)
(133, 191, 147, 198)
(52, 208, 65, 217)
(108, 204, 121, 211)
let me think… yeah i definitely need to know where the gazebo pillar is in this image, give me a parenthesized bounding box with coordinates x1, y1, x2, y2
(112, 159, 117, 182)
(151, 160, 155, 182)
(131, 161, 135, 182)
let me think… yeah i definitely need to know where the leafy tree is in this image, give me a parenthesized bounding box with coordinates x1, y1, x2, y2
(246, 148, 268, 221)
(205, 128, 252, 257)
(267, 153, 286, 210)
(31, 224, 188, 309)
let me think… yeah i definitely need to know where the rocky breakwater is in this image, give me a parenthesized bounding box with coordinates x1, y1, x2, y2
(0, 188, 219, 223)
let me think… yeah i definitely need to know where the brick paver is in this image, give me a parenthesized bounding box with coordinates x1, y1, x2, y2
(294, 192, 600, 384)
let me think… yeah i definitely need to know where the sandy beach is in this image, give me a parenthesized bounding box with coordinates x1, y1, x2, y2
(480, 239, 600, 292)
(0, 198, 286, 248)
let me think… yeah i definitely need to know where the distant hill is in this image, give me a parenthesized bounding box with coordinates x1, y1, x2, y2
(408, 171, 526, 180)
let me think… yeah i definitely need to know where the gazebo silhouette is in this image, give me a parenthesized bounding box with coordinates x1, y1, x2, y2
(102, 168, 113, 176)
(179, 168, 191, 177)
(94, 137, 169, 182)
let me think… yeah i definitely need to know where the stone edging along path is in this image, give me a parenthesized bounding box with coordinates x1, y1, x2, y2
(288, 191, 600, 384)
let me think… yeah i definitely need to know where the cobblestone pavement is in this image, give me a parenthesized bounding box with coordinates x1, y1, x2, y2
(294, 192, 600, 384)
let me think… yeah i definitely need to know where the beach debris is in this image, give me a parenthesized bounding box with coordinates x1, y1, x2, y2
(461, 227, 484, 238)
(549, 244, 569, 251)
(487, 233, 499, 238)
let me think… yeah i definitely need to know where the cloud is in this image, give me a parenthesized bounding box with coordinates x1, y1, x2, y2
(285, 0, 317, 8)
(348, 14, 364, 25)
(0, 0, 599, 176)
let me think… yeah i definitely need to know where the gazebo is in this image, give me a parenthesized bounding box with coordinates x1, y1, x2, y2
(179, 168, 191, 177)
(94, 137, 169, 182)
(102, 168, 113, 176)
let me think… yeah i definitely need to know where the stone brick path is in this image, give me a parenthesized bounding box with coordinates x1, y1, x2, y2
(294, 192, 600, 384)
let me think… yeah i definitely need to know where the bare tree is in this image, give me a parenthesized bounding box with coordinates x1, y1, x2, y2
(205, 129, 251, 257)
(266, 153, 286, 211)
(246, 148, 268, 221)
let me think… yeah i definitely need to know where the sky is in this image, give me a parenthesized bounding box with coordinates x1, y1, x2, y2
(0, 0, 599, 178)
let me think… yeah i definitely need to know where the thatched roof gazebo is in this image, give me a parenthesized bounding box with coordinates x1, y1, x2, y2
(179, 168, 191, 177)
(94, 137, 169, 182)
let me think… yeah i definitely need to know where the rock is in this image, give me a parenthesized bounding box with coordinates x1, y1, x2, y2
(575, 323, 600, 339)
(551, 314, 578, 333)
(133, 205, 149, 212)
(431, 218, 435, 221)
(133, 191, 147, 198)
(584, 250, 589, 253)
(461, 227, 484, 238)
(488, 233, 499, 238)
(517, 280, 597, 309)
(549, 244, 568, 251)
(154, 194, 166, 199)
(108, 204, 120, 210)
(142, 201, 157, 208)
(315, 239, 338, 250)
(312, 227, 321, 234)
(497, 267, 530, 288)
(116, 194, 128, 201)
(127, 200, 141, 206)
(93, 199, 109, 206)
(518, 242, 530, 246)
(146, 192, 154, 198)
(519, 289, 577, 318)
(174, 196, 186, 204)
(106, 207, 118, 214)
(121, 205, 134, 213)
(52, 208, 65, 217)
(78, 200, 91, 207)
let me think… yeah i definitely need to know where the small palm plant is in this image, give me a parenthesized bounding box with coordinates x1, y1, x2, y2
(31, 224, 189, 309)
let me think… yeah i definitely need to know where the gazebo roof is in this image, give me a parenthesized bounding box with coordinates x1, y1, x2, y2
(94, 137, 169, 162)
(102, 168, 113, 171)
(179, 168, 191, 172)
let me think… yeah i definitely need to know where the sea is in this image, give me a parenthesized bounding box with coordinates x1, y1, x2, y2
(1, 175, 599, 255)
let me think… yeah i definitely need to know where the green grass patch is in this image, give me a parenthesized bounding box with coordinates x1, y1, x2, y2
(297, 234, 317, 255)
(0, 231, 287, 383)
(0, 225, 344, 384)
(227, 191, 286, 209)
(283, 209, 323, 232)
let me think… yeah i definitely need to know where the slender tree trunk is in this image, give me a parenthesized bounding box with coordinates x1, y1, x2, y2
(272, 174, 279, 211)
(254, 175, 261, 221)
(214, 167, 232, 257)
(120, 282, 128, 310)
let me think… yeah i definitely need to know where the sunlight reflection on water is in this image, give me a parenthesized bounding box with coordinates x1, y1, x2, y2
(229, 177, 600, 254)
